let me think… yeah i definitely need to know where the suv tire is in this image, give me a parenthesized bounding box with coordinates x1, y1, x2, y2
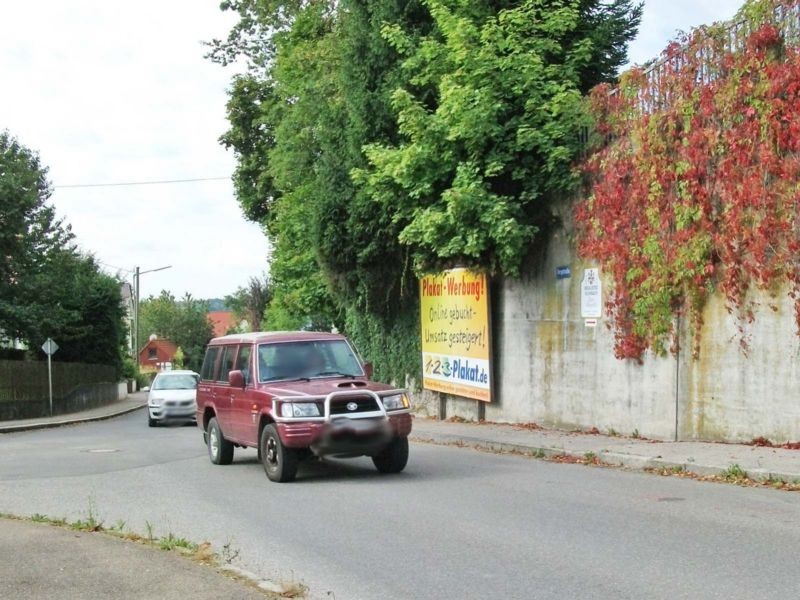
(207, 417, 234, 465)
(148, 416, 157, 427)
(260, 424, 299, 482)
(372, 436, 409, 474)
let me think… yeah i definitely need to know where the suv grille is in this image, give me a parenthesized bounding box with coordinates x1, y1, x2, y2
(330, 396, 379, 415)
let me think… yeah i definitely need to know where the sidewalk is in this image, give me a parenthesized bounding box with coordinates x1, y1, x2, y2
(0, 518, 264, 600)
(0, 392, 147, 434)
(410, 417, 800, 482)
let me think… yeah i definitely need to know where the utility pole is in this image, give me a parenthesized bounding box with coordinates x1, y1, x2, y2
(132, 265, 172, 360)
(134, 266, 140, 358)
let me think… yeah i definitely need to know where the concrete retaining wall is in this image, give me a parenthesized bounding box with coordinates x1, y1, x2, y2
(419, 208, 800, 443)
(679, 292, 800, 442)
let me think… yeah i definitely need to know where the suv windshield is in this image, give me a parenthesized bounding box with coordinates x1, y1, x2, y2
(258, 340, 363, 382)
(152, 374, 199, 390)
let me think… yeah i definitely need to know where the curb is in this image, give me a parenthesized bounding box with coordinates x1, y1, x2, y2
(218, 565, 297, 596)
(0, 402, 147, 434)
(410, 432, 800, 484)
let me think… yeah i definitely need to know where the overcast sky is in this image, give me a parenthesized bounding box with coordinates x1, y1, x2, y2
(1, 1, 745, 300)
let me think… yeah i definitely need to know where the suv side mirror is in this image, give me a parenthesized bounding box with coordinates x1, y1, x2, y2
(228, 370, 246, 389)
(363, 362, 374, 379)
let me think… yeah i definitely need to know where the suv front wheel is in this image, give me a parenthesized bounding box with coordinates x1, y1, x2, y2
(372, 436, 409, 474)
(260, 424, 299, 483)
(207, 417, 234, 465)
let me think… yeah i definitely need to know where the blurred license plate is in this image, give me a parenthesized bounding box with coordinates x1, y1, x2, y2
(330, 418, 382, 433)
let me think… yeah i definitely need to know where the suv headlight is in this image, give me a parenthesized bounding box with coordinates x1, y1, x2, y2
(382, 393, 409, 410)
(149, 397, 163, 407)
(280, 402, 321, 418)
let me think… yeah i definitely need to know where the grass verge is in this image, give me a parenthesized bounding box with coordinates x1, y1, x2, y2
(644, 465, 800, 491)
(0, 510, 307, 599)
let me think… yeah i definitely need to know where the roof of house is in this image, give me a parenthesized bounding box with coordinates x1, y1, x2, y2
(138, 338, 178, 357)
(208, 311, 236, 337)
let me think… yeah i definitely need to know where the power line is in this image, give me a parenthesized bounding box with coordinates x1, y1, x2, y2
(97, 261, 133, 273)
(54, 176, 231, 189)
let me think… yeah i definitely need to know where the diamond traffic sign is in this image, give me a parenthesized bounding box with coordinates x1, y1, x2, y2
(41, 338, 59, 356)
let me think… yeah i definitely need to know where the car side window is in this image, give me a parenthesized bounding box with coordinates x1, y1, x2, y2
(235, 345, 252, 385)
(218, 345, 236, 383)
(257, 344, 277, 382)
(200, 347, 220, 381)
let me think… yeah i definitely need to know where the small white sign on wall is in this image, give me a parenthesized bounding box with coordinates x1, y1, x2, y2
(581, 268, 602, 319)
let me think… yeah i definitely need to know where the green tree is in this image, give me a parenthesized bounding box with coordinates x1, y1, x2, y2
(219, 74, 281, 224)
(173, 347, 185, 369)
(225, 275, 271, 331)
(0, 131, 127, 372)
(0, 130, 73, 338)
(217, 3, 344, 333)
(212, 0, 641, 383)
(138, 291, 214, 372)
(357, 0, 642, 276)
(35, 252, 127, 370)
(215, 0, 431, 378)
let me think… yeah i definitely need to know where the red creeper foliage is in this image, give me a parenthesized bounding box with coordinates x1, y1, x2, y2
(576, 1, 800, 360)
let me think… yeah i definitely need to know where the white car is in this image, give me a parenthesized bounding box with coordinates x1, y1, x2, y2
(147, 370, 200, 427)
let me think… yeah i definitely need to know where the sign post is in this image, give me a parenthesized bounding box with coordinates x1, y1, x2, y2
(41, 338, 59, 416)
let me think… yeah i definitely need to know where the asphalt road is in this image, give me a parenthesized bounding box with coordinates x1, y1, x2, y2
(1, 411, 799, 600)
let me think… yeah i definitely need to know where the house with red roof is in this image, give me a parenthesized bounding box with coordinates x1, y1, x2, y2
(208, 311, 237, 337)
(138, 336, 178, 371)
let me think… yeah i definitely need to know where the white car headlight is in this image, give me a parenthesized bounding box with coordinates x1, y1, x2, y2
(382, 393, 409, 410)
(149, 397, 163, 407)
(280, 402, 320, 418)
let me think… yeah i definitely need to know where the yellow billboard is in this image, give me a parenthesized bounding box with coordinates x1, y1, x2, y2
(419, 268, 491, 402)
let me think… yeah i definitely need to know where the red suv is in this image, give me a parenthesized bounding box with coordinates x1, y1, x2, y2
(195, 331, 412, 482)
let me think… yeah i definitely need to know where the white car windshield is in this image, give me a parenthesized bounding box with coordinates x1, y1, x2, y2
(258, 340, 363, 382)
(152, 374, 199, 390)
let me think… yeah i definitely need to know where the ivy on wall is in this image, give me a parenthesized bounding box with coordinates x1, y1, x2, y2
(576, 0, 800, 359)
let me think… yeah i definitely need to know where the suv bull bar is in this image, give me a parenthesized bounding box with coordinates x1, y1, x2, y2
(272, 389, 411, 423)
